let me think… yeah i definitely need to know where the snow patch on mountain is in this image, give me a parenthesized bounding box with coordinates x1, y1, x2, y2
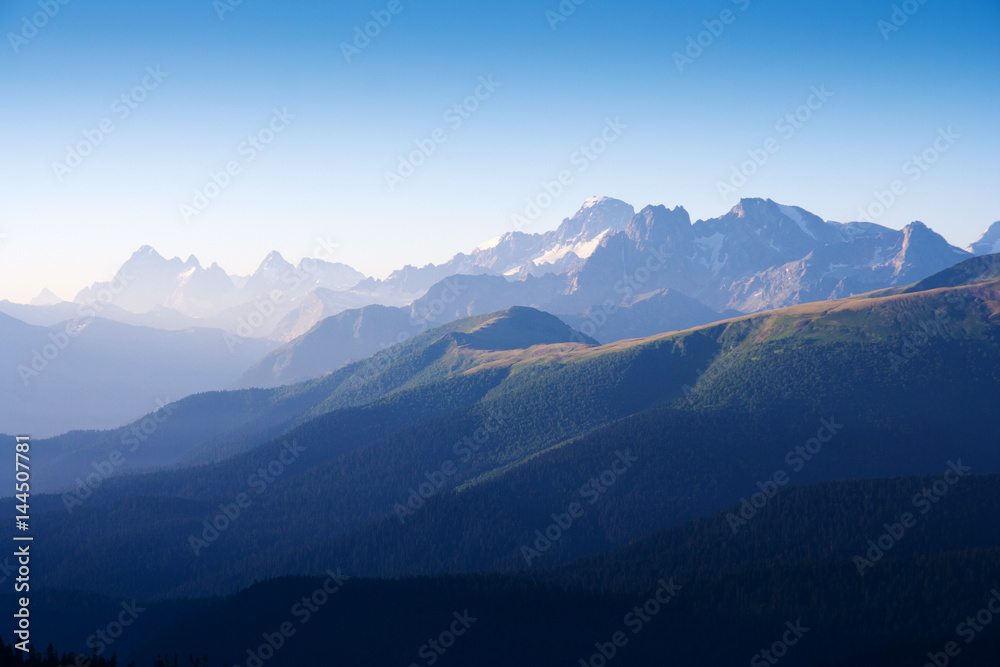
(966, 222, 1000, 255)
(694, 233, 726, 276)
(475, 235, 504, 252)
(778, 204, 816, 240)
(582, 195, 608, 209)
(534, 229, 610, 266)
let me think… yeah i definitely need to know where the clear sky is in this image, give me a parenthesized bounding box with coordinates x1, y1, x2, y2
(1, 0, 998, 302)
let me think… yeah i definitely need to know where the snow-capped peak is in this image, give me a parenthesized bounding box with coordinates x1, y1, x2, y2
(967, 221, 1000, 255)
(474, 234, 504, 252)
(582, 195, 608, 209)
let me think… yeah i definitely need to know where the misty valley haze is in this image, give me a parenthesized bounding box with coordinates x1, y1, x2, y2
(3, 196, 996, 437)
(3, 1, 999, 665)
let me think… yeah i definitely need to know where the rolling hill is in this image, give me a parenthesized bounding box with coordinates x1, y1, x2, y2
(17, 257, 1000, 604)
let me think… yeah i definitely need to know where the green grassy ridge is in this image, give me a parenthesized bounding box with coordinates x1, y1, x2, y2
(27, 340, 710, 598)
(28, 308, 594, 494)
(31, 272, 998, 495)
(69, 327, 706, 512)
(26, 284, 1000, 599)
(13, 258, 1000, 664)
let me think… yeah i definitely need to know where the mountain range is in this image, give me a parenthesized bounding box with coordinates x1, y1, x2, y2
(235, 196, 986, 388)
(2, 197, 995, 435)
(7, 198, 994, 346)
(8, 251, 1000, 665)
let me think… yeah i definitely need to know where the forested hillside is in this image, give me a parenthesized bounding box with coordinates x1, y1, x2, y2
(7, 475, 1000, 666)
(16, 278, 999, 603)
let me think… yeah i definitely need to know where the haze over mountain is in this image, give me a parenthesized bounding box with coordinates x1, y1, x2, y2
(28, 307, 597, 491)
(0, 313, 273, 437)
(18, 254, 1000, 597)
(289, 196, 973, 331)
(70, 246, 368, 337)
(10, 1, 998, 662)
(23, 252, 999, 499)
(0, 196, 988, 435)
(236, 196, 976, 388)
(7, 253, 1000, 666)
(5, 197, 978, 352)
(28, 287, 65, 306)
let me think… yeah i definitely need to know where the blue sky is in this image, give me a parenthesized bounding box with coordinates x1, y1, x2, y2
(1, 0, 998, 302)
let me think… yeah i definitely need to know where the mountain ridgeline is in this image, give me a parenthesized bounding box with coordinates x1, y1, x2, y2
(234, 196, 982, 389)
(17, 257, 1000, 602)
(5, 241, 1000, 665)
(5, 196, 989, 397)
